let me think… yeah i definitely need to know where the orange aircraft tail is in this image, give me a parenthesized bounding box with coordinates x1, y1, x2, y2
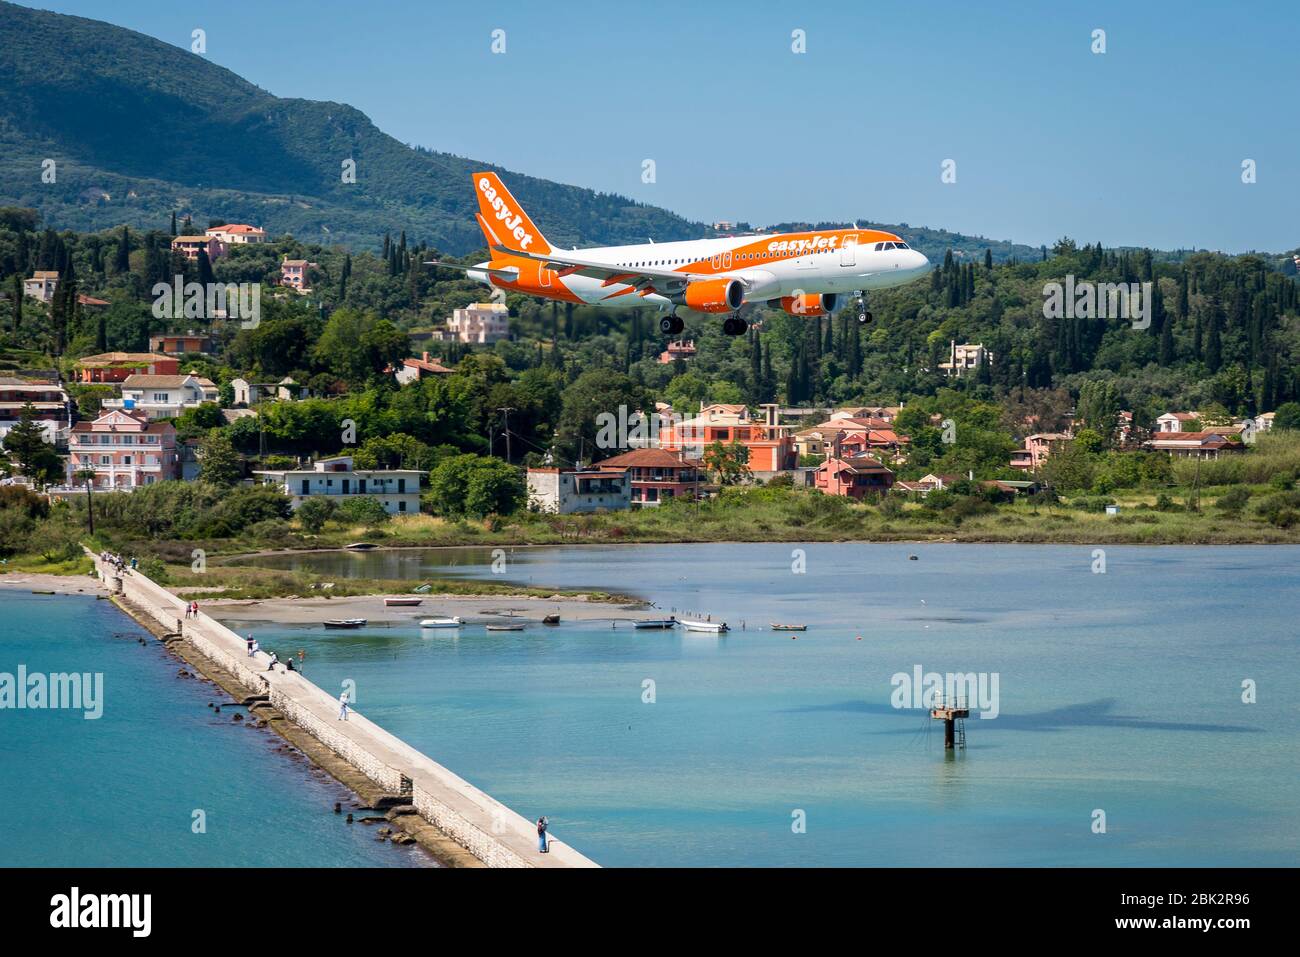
(472, 172, 551, 255)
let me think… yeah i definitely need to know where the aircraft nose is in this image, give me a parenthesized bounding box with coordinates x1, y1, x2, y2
(911, 250, 930, 271)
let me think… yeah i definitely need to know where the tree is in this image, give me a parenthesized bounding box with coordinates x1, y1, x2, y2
(555, 369, 651, 464)
(296, 497, 336, 534)
(702, 439, 751, 486)
(1, 404, 61, 485)
(1271, 402, 1300, 431)
(336, 495, 391, 527)
(1076, 380, 1122, 445)
(198, 428, 243, 486)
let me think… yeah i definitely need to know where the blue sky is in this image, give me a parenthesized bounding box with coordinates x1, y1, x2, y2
(26, 0, 1298, 252)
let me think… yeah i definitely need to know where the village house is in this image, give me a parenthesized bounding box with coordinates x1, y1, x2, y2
(443, 302, 510, 344)
(938, 342, 992, 377)
(394, 352, 456, 385)
(1143, 431, 1244, 459)
(254, 455, 423, 515)
(230, 376, 309, 406)
(170, 235, 222, 262)
(205, 224, 267, 246)
(74, 352, 179, 384)
(813, 454, 895, 498)
(280, 258, 316, 292)
(148, 332, 214, 355)
(658, 339, 697, 363)
(658, 403, 796, 475)
(1010, 432, 1071, 471)
(795, 417, 909, 463)
(61, 409, 177, 490)
(593, 447, 704, 507)
(1155, 412, 1199, 433)
(526, 466, 632, 514)
(22, 271, 60, 303)
(103, 374, 219, 420)
(0, 378, 72, 444)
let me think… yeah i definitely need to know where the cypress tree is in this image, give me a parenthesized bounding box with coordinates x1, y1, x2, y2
(10, 274, 21, 335)
(114, 226, 130, 274)
(984, 248, 993, 270)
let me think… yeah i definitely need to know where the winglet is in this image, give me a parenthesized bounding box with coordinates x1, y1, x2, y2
(472, 172, 551, 255)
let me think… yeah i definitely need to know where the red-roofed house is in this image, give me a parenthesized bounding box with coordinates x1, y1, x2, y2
(395, 352, 456, 385)
(594, 447, 703, 507)
(63, 409, 177, 489)
(814, 454, 895, 498)
(74, 352, 179, 384)
(1144, 431, 1243, 459)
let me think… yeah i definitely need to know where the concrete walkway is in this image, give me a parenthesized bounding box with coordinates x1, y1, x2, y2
(92, 553, 597, 868)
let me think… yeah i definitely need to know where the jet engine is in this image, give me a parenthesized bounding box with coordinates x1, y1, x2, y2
(680, 278, 744, 313)
(772, 292, 838, 317)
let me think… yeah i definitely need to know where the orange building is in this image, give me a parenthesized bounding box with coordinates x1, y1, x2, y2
(75, 352, 179, 384)
(814, 454, 895, 498)
(658, 403, 795, 474)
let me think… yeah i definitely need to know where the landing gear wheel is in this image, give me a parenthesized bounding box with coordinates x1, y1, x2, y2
(855, 294, 871, 324)
(858, 310, 873, 324)
(670, 316, 685, 334)
(659, 316, 675, 334)
(723, 316, 747, 336)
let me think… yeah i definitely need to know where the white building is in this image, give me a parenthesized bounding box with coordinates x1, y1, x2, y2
(527, 467, 631, 514)
(230, 376, 308, 406)
(445, 302, 509, 344)
(103, 374, 220, 420)
(254, 455, 423, 515)
(205, 224, 267, 246)
(0, 378, 71, 444)
(1155, 412, 1198, 433)
(938, 342, 992, 377)
(23, 271, 59, 303)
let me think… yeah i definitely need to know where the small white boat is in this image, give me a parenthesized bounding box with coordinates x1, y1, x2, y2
(634, 618, 678, 630)
(486, 623, 525, 632)
(680, 619, 729, 633)
(323, 618, 367, 629)
(385, 597, 423, 606)
(420, 617, 463, 628)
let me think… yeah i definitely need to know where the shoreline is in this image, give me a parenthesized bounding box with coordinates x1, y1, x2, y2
(89, 553, 599, 868)
(205, 593, 649, 627)
(0, 572, 106, 596)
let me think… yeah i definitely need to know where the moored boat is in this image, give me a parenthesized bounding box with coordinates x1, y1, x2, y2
(419, 617, 462, 628)
(542, 613, 561, 625)
(345, 542, 377, 550)
(323, 618, 367, 629)
(634, 618, 678, 630)
(680, 619, 729, 633)
(384, 597, 423, 606)
(486, 623, 525, 632)
(770, 623, 808, 631)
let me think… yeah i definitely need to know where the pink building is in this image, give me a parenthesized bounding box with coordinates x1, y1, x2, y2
(1010, 432, 1070, 471)
(64, 409, 177, 490)
(280, 258, 316, 292)
(170, 235, 222, 262)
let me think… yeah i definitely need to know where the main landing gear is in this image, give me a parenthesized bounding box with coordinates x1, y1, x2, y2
(855, 292, 873, 325)
(660, 314, 685, 335)
(722, 315, 748, 336)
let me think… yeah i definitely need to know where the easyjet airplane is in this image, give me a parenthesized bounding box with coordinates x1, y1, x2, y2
(429, 172, 930, 335)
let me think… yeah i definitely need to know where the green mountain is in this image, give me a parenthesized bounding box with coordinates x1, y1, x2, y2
(0, 0, 1040, 261)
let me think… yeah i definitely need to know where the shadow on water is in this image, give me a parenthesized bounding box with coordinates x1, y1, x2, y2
(783, 697, 1262, 735)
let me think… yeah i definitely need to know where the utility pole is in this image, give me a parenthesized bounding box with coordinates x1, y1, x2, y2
(497, 407, 515, 464)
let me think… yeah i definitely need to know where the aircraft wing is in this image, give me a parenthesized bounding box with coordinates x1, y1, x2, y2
(423, 260, 520, 281)
(489, 245, 733, 291)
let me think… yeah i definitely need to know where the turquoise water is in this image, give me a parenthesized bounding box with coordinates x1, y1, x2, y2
(234, 543, 1300, 867)
(0, 591, 433, 867)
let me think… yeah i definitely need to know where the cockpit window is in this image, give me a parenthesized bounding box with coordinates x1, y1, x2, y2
(896, 242, 909, 249)
(874, 242, 885, 251)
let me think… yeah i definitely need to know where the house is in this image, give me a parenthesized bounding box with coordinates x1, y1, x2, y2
(795, 418, 908, 462)
(831, 406, 898, 424)
(149, 332, 214, 355)
(394, 352, 456, 385)
(230, 376, 308, 406)
(74, 352, 179, 384)
(0, 378, 72, 444)
(527, 466, 631, 514)
(77, 294, 110, 308)
(658, 339, 697, 363)
(658, 402, 796, 475)
(593, 447, 703, 507)
(443, 302, 509, 343)
(254, 456, 423, 515)
(62, 409, 177, 490)
(103, 374, 220, 419)
(1253, 412, 1275, 433)
(171, 235, 222, 262)
(205, 224, 267, 246)
(938, 342, 992, 377)
(280, 258, 316, 292)
(22, 271, 60, 303)
(1155, 412, 1198, 433)
(814, 455, 895, 498)
(1143, 431, 1243, 459)
(1010, 433, 1071, 471)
